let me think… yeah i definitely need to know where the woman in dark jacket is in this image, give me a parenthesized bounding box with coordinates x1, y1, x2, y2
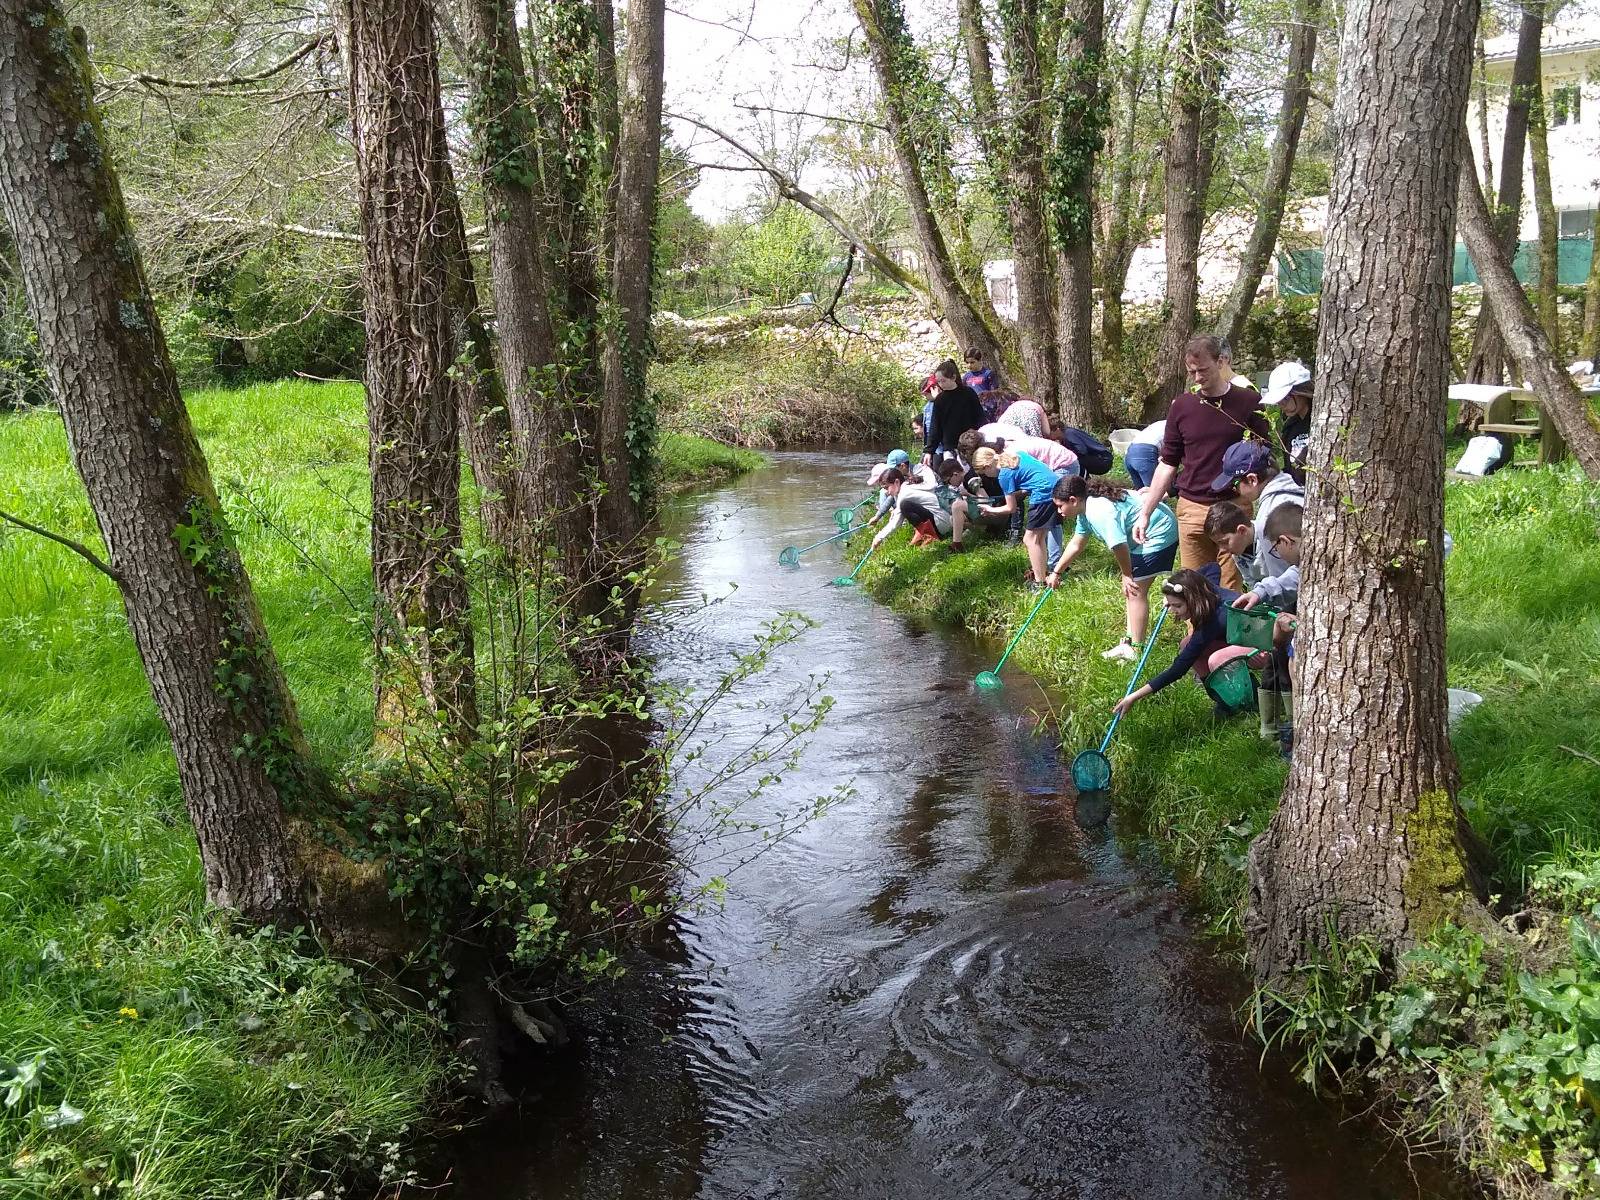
(922, 359, 985, 465)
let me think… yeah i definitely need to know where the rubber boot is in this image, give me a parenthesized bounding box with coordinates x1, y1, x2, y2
(913, 519, 939, 546)
(1257, 688, 1280, 741)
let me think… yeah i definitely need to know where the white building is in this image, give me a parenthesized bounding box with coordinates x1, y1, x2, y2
(1472, 11, 1600, 242)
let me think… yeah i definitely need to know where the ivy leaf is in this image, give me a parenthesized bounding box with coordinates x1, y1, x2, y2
(1386, 988, 1436, 1040)
(1569, 916, 1600, 967)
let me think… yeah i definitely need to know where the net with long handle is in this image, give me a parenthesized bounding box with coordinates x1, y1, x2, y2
(778, 546, 801, 566)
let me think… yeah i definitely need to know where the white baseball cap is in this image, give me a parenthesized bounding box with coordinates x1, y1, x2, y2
(866, 463, 894, 485)
(1262, 361, 1312, 406)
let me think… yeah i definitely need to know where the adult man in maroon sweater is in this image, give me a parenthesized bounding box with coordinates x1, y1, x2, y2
(1131, 334, 1271, 591)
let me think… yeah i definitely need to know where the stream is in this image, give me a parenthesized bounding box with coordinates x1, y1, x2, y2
(453, 452, 1462, 1200)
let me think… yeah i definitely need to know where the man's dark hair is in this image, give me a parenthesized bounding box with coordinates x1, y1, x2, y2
(935, 358, 961, 381)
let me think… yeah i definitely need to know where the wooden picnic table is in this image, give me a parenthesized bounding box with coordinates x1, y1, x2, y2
(1448, 383, 1568, 466)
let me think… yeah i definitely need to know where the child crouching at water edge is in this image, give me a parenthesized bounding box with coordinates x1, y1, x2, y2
(1111, 568, 1262, 719)
(969, 445, 1063, 587)
(1045, 475, 1178, 663)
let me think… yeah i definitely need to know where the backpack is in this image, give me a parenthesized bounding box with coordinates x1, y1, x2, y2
(1059, 426, 1114, 475)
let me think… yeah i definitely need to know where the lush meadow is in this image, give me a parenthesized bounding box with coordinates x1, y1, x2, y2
(0, 380, 756, 1199)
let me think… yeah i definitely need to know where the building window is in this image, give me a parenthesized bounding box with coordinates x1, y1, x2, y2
(1552, 83, 1582, 127)
(1559, 208, 1594, 240)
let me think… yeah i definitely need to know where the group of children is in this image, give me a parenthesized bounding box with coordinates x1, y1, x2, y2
(863, 345, 1317, 756)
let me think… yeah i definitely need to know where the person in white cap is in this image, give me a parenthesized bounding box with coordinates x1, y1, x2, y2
(1260, 361, 1313, 486)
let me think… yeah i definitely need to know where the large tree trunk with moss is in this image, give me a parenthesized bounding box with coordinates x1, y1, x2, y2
(597, 0, 665, 547)
(1052, 0, 1107, 431)
(0, 0, 322, 924)
(459, 0, 587, 583)
(1141, 0, 1225, 423)
(1214, 0, 1320, 354)
(1465, 3, 1540, 385)
(344, 0, 476, 740)
(1459, 156, 1600, 477)
(1525, 25, 1561, 357)
(1245, 0, 1485, 981)
(852, 0, 1007, 371)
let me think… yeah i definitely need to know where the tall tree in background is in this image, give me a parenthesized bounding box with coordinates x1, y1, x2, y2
(1247, 0, 1484, 978)
(0, 0, 328, 925)
(1584, 182, 1600, 363)
(1051, 0, 1109, 428)
(344, 0, 476, 740)
(1465, 2, 1541, 384)
(1096, 0, 1158, 364)
(1214, 0, 1321, 353)
(853, 0, 1007, 371)
(968, 0, 1060, 409)
(1142, 0, 1226, 422)
(1523, 0, 1561, 356)
(1459, 155, 1600, 475)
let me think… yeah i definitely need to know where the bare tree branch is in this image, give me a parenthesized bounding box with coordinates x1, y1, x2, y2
(733, 101, 887, 131)
(0, 509, 122, 584)
(99, 31, 332, 93)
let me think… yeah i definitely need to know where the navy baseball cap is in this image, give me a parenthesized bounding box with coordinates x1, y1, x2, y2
(1210, 440, 1275, 493)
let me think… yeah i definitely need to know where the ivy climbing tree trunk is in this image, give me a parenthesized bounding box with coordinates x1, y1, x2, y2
(1214, 0, 1320, 355)
(1459, 155, 1600, 477)
(1525, 14, 1561, 357)
(1051, 0, 1108, 430)
(597, 0, 665, 549)
(0, 0, 323, 924)
(1141, 0, 1225, 423)
(458, 0, 587, 587)
(1465, 2, 1540, 385)
(1246, 0, 1486, 981)
(1097, 0, 1156, 364)
(852, 0, 1007, 370)
(992, 0, 1061, 410)
(344, 0, 476, 742)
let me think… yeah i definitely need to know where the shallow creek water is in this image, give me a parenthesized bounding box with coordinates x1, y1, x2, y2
(453, 452, 1462, 1200)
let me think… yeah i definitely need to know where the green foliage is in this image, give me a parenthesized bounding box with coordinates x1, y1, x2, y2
(652, 335, 916, 448)
(727, 207, 833, 306)
(655, 432, 765, 490)
(1, 246, 50, 411)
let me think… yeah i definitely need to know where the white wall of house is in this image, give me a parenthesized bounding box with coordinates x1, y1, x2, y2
(1472, 14, 1600, 241)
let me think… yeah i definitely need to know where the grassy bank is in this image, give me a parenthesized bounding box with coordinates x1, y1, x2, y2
(855, 465, 1600, 1194)
(657, 431, 766, 489)
(0, 380, 758, 1198)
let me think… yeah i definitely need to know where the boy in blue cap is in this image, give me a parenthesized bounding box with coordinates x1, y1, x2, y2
(1206, 440, 1303, 591)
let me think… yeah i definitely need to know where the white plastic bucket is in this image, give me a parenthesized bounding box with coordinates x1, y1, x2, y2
(1447, 688, 1483, 729)
(1109, 427, 1141, 456)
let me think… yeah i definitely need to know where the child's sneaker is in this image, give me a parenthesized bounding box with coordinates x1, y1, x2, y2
(1101, 638, 1139, 663)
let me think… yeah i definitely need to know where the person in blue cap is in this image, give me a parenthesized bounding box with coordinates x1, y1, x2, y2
(1205, 439, 1303, 591)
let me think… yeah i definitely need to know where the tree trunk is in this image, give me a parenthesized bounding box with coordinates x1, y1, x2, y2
(0, 0, 320, 923)
(1141, 0, 1226, 423)
(344, 0, 476, 741)
(1246, 0, 1484, 982)
(1475, 31, 1494, 202)
(597, 0, 665, 543)
(459, 0, 587, 588)
(1097, 0, 1156, 363)
(852, 0, 1007, 369)
(1585, 186, 1600, 364)
(1465, 3, 1540, 384)
(441, 171, 521, 554)
(1459, 156, 1600, 477)
(996, 0, 1062, 408)
(1214, 0, 1320, 355)
(1524, 14, 1561, 356)
(1051, 0, 1107, 429)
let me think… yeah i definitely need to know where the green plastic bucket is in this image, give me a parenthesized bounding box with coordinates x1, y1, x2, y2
(1225, 605, 1278, 651)
(1204, 656, 1257, 713)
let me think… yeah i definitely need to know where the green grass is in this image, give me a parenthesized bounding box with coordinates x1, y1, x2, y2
(0, 381, 445, 1199)
(855, 464, 1600, 1191)
(656, 432, 766, 489)
(0, 379, 759, 1198)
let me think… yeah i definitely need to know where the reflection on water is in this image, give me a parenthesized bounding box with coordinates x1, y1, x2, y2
(453, 453, 1461, 1200)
